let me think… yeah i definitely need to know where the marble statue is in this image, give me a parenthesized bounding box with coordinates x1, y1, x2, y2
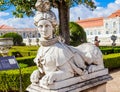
(26, 0, 112, 91)
(29, 0, 105, 89)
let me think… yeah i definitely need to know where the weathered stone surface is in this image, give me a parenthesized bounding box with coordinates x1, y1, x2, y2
(39, 69, 109, 89)
(82, 83, 106, 92)
(26, 69, 112, 92)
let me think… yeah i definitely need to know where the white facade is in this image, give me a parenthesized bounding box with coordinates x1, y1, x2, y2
(77, 10, 120, 46)
(85, 17, 120, 46)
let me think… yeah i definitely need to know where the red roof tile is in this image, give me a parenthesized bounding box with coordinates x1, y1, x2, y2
(108, 10, 120, 18)
(76, 17, 103, 28)
(0, 25, 14, 29)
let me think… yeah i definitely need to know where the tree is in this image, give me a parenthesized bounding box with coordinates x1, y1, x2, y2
(0, 32, 23, 46)
(0, 0, 96, 44)
(69, 22, 87, 46)
(50, 0, 96, 44)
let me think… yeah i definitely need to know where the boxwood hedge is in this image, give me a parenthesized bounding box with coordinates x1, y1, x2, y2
(0, 66, 37, 92)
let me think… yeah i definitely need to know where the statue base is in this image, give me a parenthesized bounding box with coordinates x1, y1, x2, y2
(26, 69, 112, 92)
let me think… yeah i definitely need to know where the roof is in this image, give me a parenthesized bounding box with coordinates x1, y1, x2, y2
(76, 9, 120, 28)
(0, 25, 36, 32)
(0, 25, 14, 29)
(108, 10, 120, 18)
(76, 17, 103, 28)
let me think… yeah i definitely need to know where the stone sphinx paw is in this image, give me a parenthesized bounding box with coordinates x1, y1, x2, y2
(30, 69, 41, 85)
(83, 69, 88, 75)
(88, 65, 104, 73)
(88, 65, 97, 73)
(41, 72, 56, 86)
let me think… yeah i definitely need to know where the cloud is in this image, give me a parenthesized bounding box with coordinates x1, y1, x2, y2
(115, 0, 120, 4)
(0, 17, 35, 28)
(0, 12, 9, 17)
(70, 0, 120, 21)
(0, 11, 35, 28)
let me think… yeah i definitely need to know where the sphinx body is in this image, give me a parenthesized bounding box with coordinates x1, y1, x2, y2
(30, 37, 104, 87)
(30, 0, 104, 88)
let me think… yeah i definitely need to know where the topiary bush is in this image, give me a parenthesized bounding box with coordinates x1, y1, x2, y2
(69, 22, 87, 46)
(0, 32, 23, 46)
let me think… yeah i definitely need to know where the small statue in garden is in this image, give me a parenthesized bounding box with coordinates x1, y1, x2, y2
(29, 0, 105, 89)
(111, 35, 117, 46)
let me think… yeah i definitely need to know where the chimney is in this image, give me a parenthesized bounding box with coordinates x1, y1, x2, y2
(78, 17, 80, 20)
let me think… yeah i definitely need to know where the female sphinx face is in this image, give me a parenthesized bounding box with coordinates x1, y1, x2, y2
(37, 20, 53, 40)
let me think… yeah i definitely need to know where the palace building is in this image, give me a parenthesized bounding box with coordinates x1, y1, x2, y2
(76, 9, 120, 46)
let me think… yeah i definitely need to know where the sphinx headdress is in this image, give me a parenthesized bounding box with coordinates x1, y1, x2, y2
(34, 0, 58, 27)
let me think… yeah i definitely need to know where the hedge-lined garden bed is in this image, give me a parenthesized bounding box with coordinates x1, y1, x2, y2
(103, 53, 120, 69)
(100, 46, 120, 55)
(0, 66, 37, 92)
(0, 53, 120, 91)
(16, 56, 36, 67)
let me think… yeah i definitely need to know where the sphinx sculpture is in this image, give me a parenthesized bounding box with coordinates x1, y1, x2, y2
(27, 0, 111, 91)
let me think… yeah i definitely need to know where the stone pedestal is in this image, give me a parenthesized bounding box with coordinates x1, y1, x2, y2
(82, 83, 106, 92)
(26, 69, 112, 92)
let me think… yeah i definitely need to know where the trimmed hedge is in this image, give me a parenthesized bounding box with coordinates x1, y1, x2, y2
(104, 53, 120, 69)
(100, 46, 120, 54)
(101, 48, 114, 55)
(16, 56, 36, 67)
(0, 66, 37, 92)
(0, 53, 120, 91)
(11, 46, 39, 51)
(9, 46, 39, 57)
(9, 51, 37, 57)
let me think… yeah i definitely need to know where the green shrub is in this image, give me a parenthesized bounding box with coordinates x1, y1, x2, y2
(104, 53, 120, 69)
(11, 46, 39, 51)
(113, 48, 120, 53)
(0, 32, 23, 46)
(0, 66, 37, 92)
(19, 63, 28, 68)
(9, 46, 38, 57)
(101, 48, 114, 55)
(16, 56, 36, 66)
(10, 51, 37, 57)
(69, 22, 87, 46)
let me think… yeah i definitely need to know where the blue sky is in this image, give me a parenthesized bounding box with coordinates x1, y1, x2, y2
(0, 0, 120, 28)
(96, 0, 115, 7)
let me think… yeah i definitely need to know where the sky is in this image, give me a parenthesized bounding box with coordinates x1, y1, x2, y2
(0, 0, 120, 28)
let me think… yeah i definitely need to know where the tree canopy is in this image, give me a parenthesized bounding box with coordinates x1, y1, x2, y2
(0, 0, 96, 18)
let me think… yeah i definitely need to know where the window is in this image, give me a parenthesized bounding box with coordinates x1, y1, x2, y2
(86, 31, 89, 35)
(94, 30, 97, 35)
(98, 32, 101, 35)
(30, 32, 32, 38)
(38, 33, 41, 37)
(113, 22, 116, 27)
(0, 33, 3, 36)
(23, 32, 26, 38)
(113, 31, 116, 34)
(90, 32, 93, 35)
(106, 31, 109, 34)
(105, 23, 108, 28)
